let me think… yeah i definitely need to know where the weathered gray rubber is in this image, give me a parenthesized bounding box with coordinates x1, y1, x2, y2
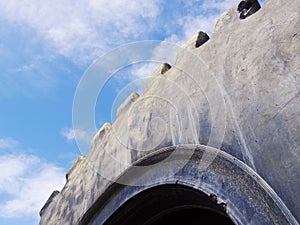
(84, 145, 299, 225)
(39, 0, 300, 224)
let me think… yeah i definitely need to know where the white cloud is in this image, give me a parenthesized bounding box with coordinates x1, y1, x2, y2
(0, 0, 161, 65)
(0, 0, 243, 68)
(202, 0, 238, 12)
(61, 127, 94, 144)
(130, 62, 161, 79)
(0, 137, 19, 150)
(60, 127, 76, 140)
(0, 154, 66, 219)
(177, 0, 239, 40)
(164, 34, 184, 46)
(127, 40, 179, 80)
(182, 14, 220, 38)
(0, 0, 244, 97)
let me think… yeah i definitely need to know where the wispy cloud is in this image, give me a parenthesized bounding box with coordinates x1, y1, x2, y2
(0, 154, 65, 220)
(60, 128, 77, 141)
(181, 14, 220, 38)
(0, 0, 245, 98)
(202, 0, 238, 12)
(61, 127, 94, 143)
(0, 0, 161, 65)
(130, 63, 161, 79)
(0, 137, 19, 150)
(0, 0, 242, 67)
(60, 127, 97, 155)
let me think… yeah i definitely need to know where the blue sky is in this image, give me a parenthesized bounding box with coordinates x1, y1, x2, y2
(0, 0, 264, 224)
